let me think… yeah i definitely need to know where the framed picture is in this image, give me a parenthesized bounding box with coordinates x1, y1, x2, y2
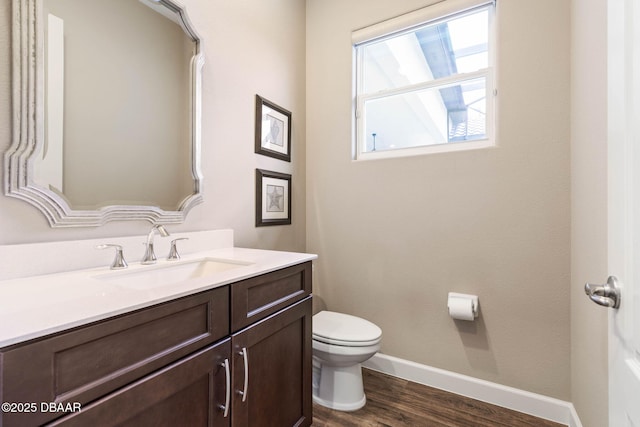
(255, 169, 291, 227)
(255, 95, 291, 162)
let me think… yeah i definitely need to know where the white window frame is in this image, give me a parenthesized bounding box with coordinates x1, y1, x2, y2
(352, 0, 496, 160)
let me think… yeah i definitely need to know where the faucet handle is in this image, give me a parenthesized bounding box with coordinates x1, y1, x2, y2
(168, 238, 189, 261)
(96, 244, 128, 270)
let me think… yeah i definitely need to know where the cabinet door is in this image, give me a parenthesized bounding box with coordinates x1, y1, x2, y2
(48, 339, 232, 427)
(231, 297, 312, 427)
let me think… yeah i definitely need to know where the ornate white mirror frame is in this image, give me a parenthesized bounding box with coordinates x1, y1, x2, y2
(4, 0, 204, 227)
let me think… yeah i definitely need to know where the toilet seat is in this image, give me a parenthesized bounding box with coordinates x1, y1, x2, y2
(313, 334, 381, 347)
(313, 311, 382, 347)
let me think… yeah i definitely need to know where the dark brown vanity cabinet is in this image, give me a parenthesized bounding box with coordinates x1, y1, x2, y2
(0, 285, 230, 427)
(230, 261, 313, 427)
(0, 261, 312, 427)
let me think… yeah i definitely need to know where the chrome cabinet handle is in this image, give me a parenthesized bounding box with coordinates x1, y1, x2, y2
(584, 276, 621, 309)
(218, 358, 230, 418)
(238, 347, 249, 402)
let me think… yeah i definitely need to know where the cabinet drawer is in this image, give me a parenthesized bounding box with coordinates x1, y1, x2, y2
(231, 262, 312, 332)
(48, 339, 231, 427)
(0, 285, 229, 427)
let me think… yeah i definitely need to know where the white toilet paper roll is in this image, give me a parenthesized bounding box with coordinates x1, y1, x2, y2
(448, 296, 476, 321)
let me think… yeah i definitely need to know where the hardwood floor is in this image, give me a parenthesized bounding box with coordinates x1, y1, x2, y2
(312, 369, 566, 427)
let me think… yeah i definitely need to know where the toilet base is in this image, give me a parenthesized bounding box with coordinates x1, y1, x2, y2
(313, 393, 366, 412)
(312, 361, 367, 411)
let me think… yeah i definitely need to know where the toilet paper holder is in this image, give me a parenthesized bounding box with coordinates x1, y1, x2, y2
(447, 292, 479, 320)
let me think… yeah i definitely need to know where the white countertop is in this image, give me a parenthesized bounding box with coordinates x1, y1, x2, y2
(0, 247, 316, 348)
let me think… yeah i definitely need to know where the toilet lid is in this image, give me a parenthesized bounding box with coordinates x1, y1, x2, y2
(313, 311, 382, 344)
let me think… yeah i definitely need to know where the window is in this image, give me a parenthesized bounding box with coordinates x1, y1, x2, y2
(353, 0, 495, 160)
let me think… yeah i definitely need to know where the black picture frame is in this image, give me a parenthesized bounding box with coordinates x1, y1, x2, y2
(255, 169, 292, 227)
(255, 95, 292, 162)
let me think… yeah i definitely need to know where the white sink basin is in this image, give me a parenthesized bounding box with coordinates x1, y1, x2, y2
(92, 257, 252, 290)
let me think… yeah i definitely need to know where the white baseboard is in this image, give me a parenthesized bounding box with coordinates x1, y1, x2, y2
(362, 353, 582, 427)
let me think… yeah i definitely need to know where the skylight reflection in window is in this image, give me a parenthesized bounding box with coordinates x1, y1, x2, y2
(361, 8, 489, 93)
(448, 10, 489, 73)
(354, 3, 494, 158)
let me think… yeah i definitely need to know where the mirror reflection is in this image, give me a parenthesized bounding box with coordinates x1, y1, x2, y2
(38, 0, 197, 211)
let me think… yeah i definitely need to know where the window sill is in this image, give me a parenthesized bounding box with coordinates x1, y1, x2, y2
(353, 138, 495, 161)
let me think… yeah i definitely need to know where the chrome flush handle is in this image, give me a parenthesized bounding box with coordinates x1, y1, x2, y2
(584, 276, 621, 309)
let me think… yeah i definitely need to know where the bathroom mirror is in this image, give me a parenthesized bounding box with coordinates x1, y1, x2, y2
(4, 0, 204, 227)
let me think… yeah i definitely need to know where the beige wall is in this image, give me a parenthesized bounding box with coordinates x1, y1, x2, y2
(570, 0, 608, 425)
(306, 0, 572, 399)
(0, 0, 306, 251)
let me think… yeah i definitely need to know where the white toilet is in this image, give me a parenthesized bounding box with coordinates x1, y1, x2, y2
(312, 310, 382, 411)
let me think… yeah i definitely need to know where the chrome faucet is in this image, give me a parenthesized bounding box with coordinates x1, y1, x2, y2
(141, 225, 170, 265)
